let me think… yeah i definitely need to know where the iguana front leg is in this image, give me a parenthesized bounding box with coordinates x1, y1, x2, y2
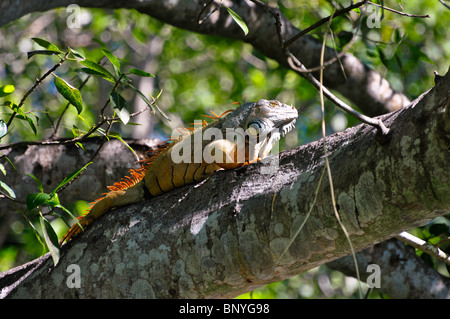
(204, 133, 247, 170)
(204, 124, 282, 170)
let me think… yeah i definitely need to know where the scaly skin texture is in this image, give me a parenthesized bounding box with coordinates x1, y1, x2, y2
(60, 99, 298, 244)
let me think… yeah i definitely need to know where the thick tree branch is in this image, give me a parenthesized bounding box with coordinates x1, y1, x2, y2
(328, 239, 450, 298)
(1, 69, 448, 298)
(0, 0, 409, 116)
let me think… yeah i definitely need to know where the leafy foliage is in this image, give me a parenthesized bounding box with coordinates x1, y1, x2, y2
(0, 35, 159, 265)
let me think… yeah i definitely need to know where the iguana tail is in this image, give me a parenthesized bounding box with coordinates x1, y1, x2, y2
(59, 168, 147, 245)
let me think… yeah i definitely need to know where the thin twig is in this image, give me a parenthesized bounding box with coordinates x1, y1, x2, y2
(286, 3, 367, 73)
(368, 1, 431, 17)
(439, 0, 450, 10)
(249, 0, 285, 48)
(284, 0, 368, 48)
(329, 29, 348, 80)
(287, 53, 389, 135)
(395, 231, 450, 266)
(198, 0, 220, 24)
(0, 189, 24, 203)
(86, 115, 115, 167)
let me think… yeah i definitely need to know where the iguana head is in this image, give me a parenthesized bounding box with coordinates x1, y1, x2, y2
(184, 99, 298, 169)
(245, 99, 298, 138)
(217, 99, 298, 163)
(244, 99, 298, 160)
(221, 99, 298, 134)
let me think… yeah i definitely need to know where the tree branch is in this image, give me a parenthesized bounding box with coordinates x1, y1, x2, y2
(0, 0, 410, 116)
(328, 239, 450, 298)
(395, 231, 450, 266)
(1, 68, 448, 298)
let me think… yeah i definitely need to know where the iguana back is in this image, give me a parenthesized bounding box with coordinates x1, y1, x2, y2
(60, 99, 298, 244)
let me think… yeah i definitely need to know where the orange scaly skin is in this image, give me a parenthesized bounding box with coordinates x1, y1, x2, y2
(60, 99, 298, 244)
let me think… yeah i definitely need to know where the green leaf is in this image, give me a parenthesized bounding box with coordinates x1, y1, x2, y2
(13, 105, 38, 134)
(108, 132, 139, 161)
(71, 125, 81, 137)
(27, 50, 61, 60)
(50, 162, 92, 196)
(110, 91, 127, 111)
(226, 8, 249, 36)
(92, 37, 107, 48)
(110, 91, 129, 124)
(54, 75, 83, 114)
(117, 108, 130, 125)
(0, 181, 16, 199)
(68, 47, 85, 60)
(127, 84, 169, 121)
(76, 113, 90, 128)
(25, 173, 44, 192)
(26, 193, 51, 212)
(40, 216, 61, 265)
(14, 107, 26, 118)
(1, 155, 16, 174)
(75, 68, 109, 77)
(0, 84, 15, 97)
(44, 192, 61, 207)
(394, 28, 404, 44)
(25, 115, 37, 135)
(75, 141, 86, 151)
(128, 68, 154, 77)
(25, 217, 46, 250)
(56, 203, 81, 226)
(79, 59, 116, 82)
(0, 119, 7, 138)
(75, 67, 106, 77)
(102, 49, 121, 70)
(128, 83, 155, 112)
(120, 74, 133, 85)
(3, 101, 17, 110)
(148, 90, 170, 121)
(31, 38, 62, 53)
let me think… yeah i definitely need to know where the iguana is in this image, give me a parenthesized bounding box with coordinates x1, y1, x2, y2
(60, 99, 298, 244)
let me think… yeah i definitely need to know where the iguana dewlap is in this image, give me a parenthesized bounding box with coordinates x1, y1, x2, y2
(60, 99, 298, 244)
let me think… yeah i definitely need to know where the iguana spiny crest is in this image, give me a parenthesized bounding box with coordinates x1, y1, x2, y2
(60, 99, 298, 244)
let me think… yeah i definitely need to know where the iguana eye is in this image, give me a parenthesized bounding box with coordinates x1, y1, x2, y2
(269, 101, 279, 108)
(247, 122, 261, 136)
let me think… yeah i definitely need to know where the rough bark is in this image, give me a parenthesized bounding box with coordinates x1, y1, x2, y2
(0, 0, 409, 116)
(1, 122, 448, 298)
(328, 239, 450, 298)
(1, 69, 448, 299)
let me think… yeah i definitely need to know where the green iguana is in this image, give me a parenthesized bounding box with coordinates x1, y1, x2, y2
(60, 99, 298, 244)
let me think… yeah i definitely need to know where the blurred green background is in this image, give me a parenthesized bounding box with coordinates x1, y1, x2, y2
(0, 0, 449, 298)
